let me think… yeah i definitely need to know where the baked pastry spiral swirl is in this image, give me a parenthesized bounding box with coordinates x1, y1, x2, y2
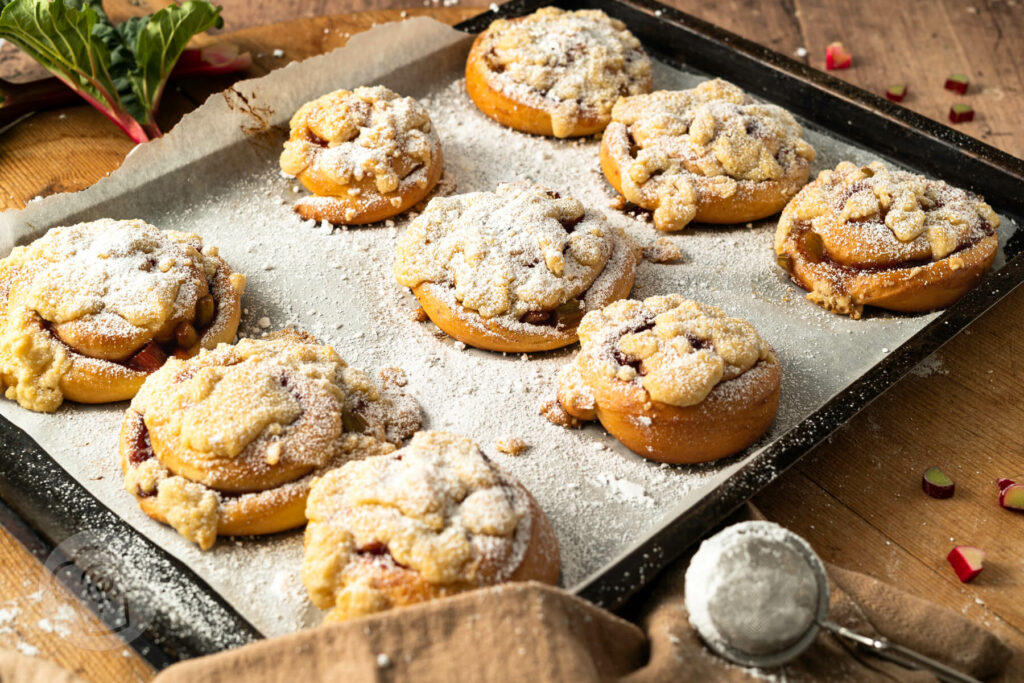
(557, 295, 781, 464)
(280, 85, 443, 225)
(465, 7, 652, 138)
(601, 79, 816, 231)
(394, 182, 639, 352)
(302, 430, 560, 622)
(0, 218, 244, 412)
(775, 161, 1000, 318)
(119, 331, 421, 549)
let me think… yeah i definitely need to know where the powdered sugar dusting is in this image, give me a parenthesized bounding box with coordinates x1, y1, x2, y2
(0, 32, 1016, 642)
(474, 7, 651, 137)
(302, 431, 537, 620)
(595, 472, 654, 507)
(685, 521, 821, 660)
(910, 352, 948, 378)
(280, 85, 441, 220)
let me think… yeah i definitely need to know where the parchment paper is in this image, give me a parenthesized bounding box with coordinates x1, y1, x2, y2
(0, 18, 1016, 640)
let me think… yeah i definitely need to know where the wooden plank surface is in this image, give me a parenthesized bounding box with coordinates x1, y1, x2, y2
(0, 2, 1023, 680)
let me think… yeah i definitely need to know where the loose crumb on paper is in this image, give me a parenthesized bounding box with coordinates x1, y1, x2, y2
(495, 436, 529, 456)
(540, 399, 581, 429)
(642, 237, 684, 264)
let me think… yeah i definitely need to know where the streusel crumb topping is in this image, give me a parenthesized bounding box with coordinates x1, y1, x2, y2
(0, 219, 227, 411)
(574, 295, 774, 407)
(607, 79, 816, 230)
(302, 430, 532, 617)
(394, 182, 617, 319)
(133, 331, 412, 465)
(123, 331, 419, 549)
(280, 86, 439, 196)
(478, 7, 651, 137)
(776, 160, 1000, 264)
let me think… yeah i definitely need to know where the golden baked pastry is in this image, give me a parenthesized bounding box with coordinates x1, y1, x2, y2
(0, 219, 244, 412)
(601, 79, 816, 231)
(119, 331, 421, 549)
(302, 430, 560, 622)
(394, 182, 639, 352)
(775, 161, 1000, 318)
(280, 86, 443, 224)
(465, 7, 652, 138)
(557, 295, 780, 464)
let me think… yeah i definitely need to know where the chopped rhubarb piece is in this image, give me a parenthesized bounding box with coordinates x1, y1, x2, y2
(997, 477, 1016, 492)
(999, 483, 1024, 510)
(825, 42, 852, 70)
(949, 104, 974, 123)
(175, 321, 199, 349)
(947, 546, 986, 582)
(195, 294, 216, 329)
(945, 73, 969, 94)
(922, 466, 955, 498)
(885, 84, 907, 102)
(126, 342, 168, 373)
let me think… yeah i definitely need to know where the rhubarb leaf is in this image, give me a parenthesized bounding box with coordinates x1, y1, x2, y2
(0, 0, 122, 115)
(86, 2, 148, 121)
(0, 0, 222, 141)
(126, 1, 222, 123)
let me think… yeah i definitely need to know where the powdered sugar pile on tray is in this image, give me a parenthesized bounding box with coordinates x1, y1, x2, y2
(0, 19, 1016, 642)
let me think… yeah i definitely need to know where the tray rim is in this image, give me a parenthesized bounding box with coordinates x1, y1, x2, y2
(0, 0, 1021, 668)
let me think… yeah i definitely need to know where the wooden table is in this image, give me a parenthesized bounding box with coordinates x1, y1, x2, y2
(1, 2, 1022, 680)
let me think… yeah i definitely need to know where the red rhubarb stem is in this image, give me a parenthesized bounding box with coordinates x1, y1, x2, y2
(69, 83, 150, 142)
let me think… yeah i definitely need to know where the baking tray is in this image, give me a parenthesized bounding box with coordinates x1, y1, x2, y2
(1, 0, 1023, 670)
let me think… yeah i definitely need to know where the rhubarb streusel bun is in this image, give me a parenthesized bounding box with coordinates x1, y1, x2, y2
(119, 330, 421, 549)
(556, 295, 780, 464)
(601, 79, 816, 231)
(394, 183, 639, 352)
(302, 430, 560, 622)
(0, 218, 245, 412)
(465, 7, 652, 138)
(279, 86, 443, 224)
(775, 161, 1000, 318)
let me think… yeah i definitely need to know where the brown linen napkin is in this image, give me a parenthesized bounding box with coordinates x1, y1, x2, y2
(153, 509, 1012, 683)
(3, 507, 1014, 682)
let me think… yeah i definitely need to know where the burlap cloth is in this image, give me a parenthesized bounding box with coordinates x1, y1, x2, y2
(2, 506, 1014, 682)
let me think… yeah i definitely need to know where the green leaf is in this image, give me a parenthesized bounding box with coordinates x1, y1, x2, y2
(125, 1, 222, 124)
(0, 0, 122, 113)
(0, 0, 222, 140)
(96, 11, 150, 121)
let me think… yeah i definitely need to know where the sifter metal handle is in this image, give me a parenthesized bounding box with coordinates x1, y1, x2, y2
(821, 620, 980, 683)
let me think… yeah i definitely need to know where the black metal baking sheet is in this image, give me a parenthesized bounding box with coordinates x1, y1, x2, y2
(0, 0, 1022, 668)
